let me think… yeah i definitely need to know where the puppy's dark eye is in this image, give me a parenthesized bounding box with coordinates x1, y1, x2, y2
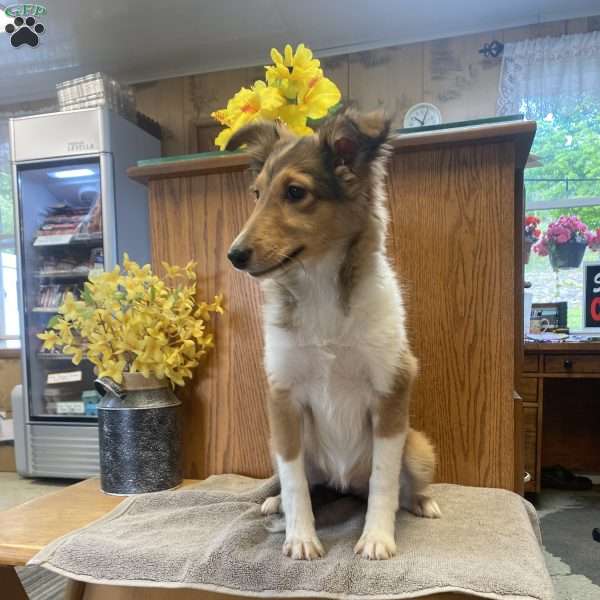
(286, 185, 306, 202)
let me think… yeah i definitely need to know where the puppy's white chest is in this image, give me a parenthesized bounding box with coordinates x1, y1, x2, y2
(295, 339, 371, 397)
(263, 254, 407, 490)
(267, 316, 377, 489)
(268, 308, 373, 393)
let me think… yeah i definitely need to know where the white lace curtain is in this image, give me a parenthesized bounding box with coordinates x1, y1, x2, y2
(497, 31, 600, 117)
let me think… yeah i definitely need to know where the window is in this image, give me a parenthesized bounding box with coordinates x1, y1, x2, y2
(524, 99, 600, 330)
(0, 118, 19, 349)
(0, 102, 58, 349)
(497, 30, 600, 331)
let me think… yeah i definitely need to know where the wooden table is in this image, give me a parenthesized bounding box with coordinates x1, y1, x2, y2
(0, 478, 472, 600)
(520, 342, 600, 493)
(0, 479, 196, 599)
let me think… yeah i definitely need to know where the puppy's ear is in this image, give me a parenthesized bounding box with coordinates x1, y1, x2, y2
(319, 109, 391, 175)
(226, 121, 283, 169)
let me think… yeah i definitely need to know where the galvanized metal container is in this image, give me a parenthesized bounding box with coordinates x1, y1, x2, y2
(95, 373, 182, 495)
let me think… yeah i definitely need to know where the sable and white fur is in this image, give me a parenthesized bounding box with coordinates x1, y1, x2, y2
(226, 109, 441, 561)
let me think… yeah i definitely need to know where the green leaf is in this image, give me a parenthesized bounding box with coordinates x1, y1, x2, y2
(526, 98, 600, 228)
(81, 287, 94, 305)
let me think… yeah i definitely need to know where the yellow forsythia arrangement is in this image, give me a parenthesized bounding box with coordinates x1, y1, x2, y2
(211, 43, 341, 149)
(37, 255, 223, 386)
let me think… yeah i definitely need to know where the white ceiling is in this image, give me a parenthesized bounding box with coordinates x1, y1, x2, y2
(0, 0, 598, 106)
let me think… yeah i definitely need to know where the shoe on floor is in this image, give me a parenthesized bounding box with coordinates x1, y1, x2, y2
(541, 465, 593, 491)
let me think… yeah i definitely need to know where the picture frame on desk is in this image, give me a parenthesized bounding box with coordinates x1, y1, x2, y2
(582, 262, 600, 332)
(531, 302, 567, 331)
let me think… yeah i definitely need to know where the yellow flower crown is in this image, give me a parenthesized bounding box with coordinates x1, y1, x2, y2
(211, 43, 341, 150)
(38, 255, 223, 386)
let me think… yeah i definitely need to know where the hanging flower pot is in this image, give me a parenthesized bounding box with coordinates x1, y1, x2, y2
(548, 240, 588, 270)
(533, 215, 593, 270)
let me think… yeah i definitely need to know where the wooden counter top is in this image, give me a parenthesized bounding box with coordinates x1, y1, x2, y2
(128, 120, 536, 185)
(525, 341, 600, 354)
(0, 479, 199, 566)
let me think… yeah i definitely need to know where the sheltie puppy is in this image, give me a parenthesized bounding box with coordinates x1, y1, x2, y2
(226, 109, 441, 561)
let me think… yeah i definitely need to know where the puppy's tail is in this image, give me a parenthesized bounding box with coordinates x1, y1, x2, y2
(403, 427, 436, 493)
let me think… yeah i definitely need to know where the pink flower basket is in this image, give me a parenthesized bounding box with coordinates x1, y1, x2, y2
(533, 216, 592, 271)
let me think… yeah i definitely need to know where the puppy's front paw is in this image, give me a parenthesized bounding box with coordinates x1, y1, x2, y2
(354, 530, 397, 560)
(283, 532, 325, 560)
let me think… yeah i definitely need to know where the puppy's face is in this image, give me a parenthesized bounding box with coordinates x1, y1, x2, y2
(227, 111, 390, 278)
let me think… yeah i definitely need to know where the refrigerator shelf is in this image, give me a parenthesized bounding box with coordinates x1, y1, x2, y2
(36, 413, 97, 421)
(32, 307, 60, 313)
(33, 232, 103, 248)
(35, 269, 91, 280)
(37, 352, 72, 361)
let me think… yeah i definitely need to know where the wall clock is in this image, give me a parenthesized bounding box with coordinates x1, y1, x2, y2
(403, 103, 442, 128)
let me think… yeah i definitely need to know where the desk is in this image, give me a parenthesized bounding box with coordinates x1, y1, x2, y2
(520, 342, 600, 493)
(0, 478, 471, 600)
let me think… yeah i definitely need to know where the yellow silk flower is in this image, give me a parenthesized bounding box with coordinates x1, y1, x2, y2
(212, 81, 285, 150)
(266, 43, 322, 100)
(212, 43, 341, 149)
(37, 254, 223, 386)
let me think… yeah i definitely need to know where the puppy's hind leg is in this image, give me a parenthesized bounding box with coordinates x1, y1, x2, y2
(261, 495, 282, 515)
(400, 428, 442, 519)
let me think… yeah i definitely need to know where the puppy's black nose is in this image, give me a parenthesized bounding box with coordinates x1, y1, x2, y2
(227, 247, 253, 269)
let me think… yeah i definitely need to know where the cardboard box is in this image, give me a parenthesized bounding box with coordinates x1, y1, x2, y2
(0, 443, 16, 472)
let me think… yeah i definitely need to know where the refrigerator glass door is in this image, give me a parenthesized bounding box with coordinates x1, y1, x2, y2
(17, 158, 104, 422)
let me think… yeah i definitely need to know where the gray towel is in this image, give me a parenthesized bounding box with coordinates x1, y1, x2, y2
(30, 476, 554, 600)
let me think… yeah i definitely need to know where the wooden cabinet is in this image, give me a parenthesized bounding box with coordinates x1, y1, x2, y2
(521, 343, 600, 493)
(129, 121, 535, 490)
(523, 354, 539, 373)
(518, 377, 538, 404)
(516, 374, 541, 492)
(544, 354, 600, 374)
(522, 404, 539, 490)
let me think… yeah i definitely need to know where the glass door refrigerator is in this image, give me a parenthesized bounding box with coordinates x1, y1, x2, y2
(10, 107, 160, 478)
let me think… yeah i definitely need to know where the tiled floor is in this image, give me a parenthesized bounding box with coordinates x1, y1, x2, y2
(536, 487, 600, 600)
(0, 471, 74, 511)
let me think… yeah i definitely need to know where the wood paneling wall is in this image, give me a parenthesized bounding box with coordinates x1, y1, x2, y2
(387, 143, 516, 487)
(133, 16, 599, 156)
(148, 171, 272, 479)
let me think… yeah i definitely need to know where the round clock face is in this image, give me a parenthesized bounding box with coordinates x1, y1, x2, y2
(403, 103, 442, 128)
